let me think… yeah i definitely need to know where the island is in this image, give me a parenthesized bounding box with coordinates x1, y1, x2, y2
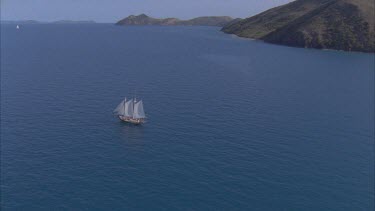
(222, 0, 374, 53)
(0, 20, 41, 24)
(1, 20, 96, 24)
(51, 20, 96, 24)
(116, 14, 239, 27)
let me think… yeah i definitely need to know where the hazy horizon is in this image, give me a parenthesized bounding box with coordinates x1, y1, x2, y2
(1, 0, 293, 23)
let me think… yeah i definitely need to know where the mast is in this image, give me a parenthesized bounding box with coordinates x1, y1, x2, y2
(123, 97, 126, 116)
(123, 99, 133, 117)
(134, 89, 137, 118)
(133, 89, 137, 119)
(133, 100, 145, 119)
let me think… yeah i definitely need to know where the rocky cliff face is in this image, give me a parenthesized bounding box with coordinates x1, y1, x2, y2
(222, 0, 374, 52)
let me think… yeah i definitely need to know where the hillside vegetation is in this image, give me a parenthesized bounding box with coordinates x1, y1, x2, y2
(116, 14, 235, 27)
(222, 0, 374, 52)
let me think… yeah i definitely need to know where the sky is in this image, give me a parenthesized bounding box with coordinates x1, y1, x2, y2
(1, 0, 293, 23)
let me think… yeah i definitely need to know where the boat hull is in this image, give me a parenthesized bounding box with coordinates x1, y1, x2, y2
(118, 116, 145, 125)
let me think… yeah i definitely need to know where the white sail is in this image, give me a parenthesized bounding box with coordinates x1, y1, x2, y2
(133, 100, 146, 119)
(124, 99, 134, 117)
(113, 99, 126, 115)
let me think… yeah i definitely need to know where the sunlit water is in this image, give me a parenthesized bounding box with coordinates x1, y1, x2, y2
(1, 24, 374, 210)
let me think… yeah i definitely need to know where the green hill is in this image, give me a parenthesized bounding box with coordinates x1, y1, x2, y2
(116, 14, 235, 27)
(222, 0, 374, 52)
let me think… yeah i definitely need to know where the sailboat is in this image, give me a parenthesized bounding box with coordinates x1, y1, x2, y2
(16, 25, 20, 29)
(114, 98, 146, 124)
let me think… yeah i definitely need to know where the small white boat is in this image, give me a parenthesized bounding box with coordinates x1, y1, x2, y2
(16, 25, 20, 29)
(114, 97, 146, 125)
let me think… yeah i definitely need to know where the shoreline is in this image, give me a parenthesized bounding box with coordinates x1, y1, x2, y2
(222, 31, 375, 54)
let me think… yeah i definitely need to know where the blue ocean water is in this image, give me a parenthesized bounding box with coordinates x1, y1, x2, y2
(1, 24, 374, 210)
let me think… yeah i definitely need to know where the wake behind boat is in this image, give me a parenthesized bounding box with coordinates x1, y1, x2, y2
(114, 98, 146, 124)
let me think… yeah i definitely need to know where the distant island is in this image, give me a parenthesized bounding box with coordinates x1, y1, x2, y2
(51, 20, 96, 24)
(1, 20, 41, 24)
(1, 20, 96, 24)
(222, 0, 375, 53)
(116, 14, 240, 27)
